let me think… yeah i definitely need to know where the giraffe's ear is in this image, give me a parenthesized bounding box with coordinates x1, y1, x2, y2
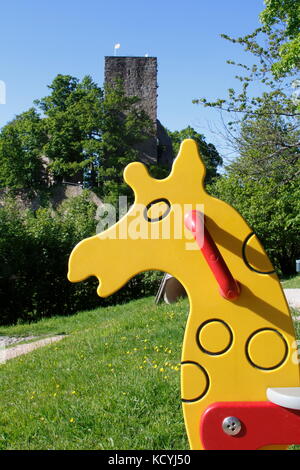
(123, 161, 153, 195)
(171, 139, 206, 184)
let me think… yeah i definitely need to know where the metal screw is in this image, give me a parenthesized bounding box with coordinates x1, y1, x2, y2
(222, 416, 242, 436)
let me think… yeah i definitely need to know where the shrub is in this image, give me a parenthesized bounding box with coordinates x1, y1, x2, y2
(0, 193, 163, 325)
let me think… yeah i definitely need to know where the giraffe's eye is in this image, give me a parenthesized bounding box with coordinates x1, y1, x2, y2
(144, 198, 171, 222)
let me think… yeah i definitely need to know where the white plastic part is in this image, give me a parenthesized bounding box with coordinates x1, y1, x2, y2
(267, 387, 300, 410)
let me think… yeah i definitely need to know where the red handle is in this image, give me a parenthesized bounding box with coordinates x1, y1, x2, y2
(184, 210, 240, 300)
(200, 401, 300, 450)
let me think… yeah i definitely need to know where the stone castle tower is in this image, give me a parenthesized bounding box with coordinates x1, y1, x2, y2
(104, 56, 174, 168)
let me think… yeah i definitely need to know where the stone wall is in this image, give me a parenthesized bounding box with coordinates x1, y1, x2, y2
(104, 56, 174, 169)
(0, 185, 102, 211)
(105, 56, 158, 125)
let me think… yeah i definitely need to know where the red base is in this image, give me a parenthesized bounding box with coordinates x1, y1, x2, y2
(200, 401, 300, 449)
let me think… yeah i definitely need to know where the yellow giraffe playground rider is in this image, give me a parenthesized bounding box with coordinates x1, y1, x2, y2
(68, 139, 300, 450)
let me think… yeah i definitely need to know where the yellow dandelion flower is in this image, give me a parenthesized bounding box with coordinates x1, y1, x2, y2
(160, 368, 164, 372)
(70, 418, 75, 423)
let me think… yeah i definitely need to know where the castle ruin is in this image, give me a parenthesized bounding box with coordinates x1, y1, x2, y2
(104, 56, 174, 168)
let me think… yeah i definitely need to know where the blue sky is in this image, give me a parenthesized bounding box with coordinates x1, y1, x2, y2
(0, 0, 265, 158)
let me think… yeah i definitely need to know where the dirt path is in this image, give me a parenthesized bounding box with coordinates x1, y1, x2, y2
(284, 289, 300, 310)
(0, 335, 66, 363)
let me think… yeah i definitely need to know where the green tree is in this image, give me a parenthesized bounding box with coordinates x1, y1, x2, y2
(206, 92, 300, 275)
(35, 75, 155, 198)
(167, 126, 222, 183)
(193, 2, 300, 274)
(229, 97, 300, 183)
(95, 79, 156, 206)
(260, 0, 300, 77)
(0, 108, 47, 190)
(0, 74, 156, 206)
(209, 168, 300, 275)
(0, 194, 164, 324)
(35, 75, 96, 181)
(193, 11, 299, 183)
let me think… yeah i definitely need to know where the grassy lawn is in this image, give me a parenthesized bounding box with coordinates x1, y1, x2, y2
(0, 295, 299, 450)
(281, 274, 300, 289)
(0, 297, 190, 450)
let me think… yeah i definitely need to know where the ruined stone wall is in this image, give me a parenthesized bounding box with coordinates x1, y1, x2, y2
(0, 185, 102, 211)
(104, 56, 159, 165)
(104, 56, 174, 168)
(104, 56, 158, 126)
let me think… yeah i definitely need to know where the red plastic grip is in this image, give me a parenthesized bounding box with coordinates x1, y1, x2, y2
(184, 210, 240, 300)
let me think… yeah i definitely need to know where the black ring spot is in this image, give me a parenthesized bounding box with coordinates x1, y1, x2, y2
(196, 319, 233, 356)
(245, 328, 288, 371)
(242, 232, 275, 275)
(181, 361, 210, 403)
(144, 198, 171, 223)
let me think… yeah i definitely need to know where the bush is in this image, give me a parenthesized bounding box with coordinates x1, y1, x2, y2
(209, 175, 300, 276)
(0, 193, 163, 325)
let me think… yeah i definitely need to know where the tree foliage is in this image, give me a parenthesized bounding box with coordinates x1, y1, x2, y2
(194, 1, 300, 275)
(0, 194, 163, 325)
(260, 0, 300, 77)
(0, 74, 165, 323)
(36, 75, 155, 199)
(0, 75, 155, 205)
(0, 108, 47, 190)
(193, 1, 299, 181)
(167, 126, 223, 183)
(194, 27, 299, 117)
(209, 169, 300, 275)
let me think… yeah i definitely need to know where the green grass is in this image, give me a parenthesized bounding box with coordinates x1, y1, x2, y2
(281, 274, 300, 289)
(0, 295, 300, 450)
(0, 297, 190, 450)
